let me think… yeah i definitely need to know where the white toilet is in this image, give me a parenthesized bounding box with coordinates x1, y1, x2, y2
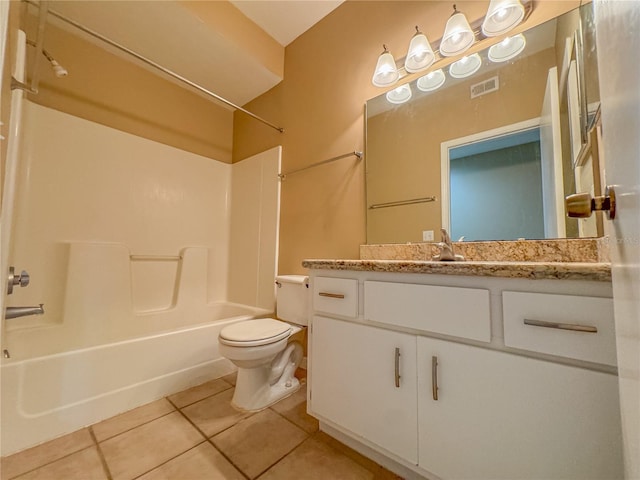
(218, 275, 309, 411)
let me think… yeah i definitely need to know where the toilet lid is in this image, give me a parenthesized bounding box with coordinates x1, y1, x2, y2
(219, 319, 292, 347)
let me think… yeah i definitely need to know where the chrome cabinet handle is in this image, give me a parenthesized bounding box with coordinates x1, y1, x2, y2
(524, 318, 598, 333)
(318, 292, 345, 299)
(432, 356, 439, 401)
(394, 347, 401, 388)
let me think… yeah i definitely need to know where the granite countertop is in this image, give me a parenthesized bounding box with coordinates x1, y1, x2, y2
(301, 259, 612, 282)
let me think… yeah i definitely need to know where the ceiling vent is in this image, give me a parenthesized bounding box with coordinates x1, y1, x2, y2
(470, 76, 500, 99)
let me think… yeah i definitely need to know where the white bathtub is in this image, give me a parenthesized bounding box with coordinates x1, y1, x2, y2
(0, 303, 270, 456)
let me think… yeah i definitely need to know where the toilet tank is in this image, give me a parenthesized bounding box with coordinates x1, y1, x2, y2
(275, 275, 309, 326)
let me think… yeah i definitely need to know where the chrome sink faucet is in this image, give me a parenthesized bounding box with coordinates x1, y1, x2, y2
(432, 229, 465, 261)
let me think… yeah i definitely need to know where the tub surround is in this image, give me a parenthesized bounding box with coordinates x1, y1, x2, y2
(2, 104, 281, 457)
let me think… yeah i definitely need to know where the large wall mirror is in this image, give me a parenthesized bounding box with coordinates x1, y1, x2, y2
(365, 3, 601, 244)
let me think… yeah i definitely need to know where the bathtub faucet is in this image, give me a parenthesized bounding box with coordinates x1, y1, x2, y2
(5, 304, 44, 319)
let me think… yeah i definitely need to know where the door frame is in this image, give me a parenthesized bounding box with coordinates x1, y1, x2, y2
(440, 117, 541, 235)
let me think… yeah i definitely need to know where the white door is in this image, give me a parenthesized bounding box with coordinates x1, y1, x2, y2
(309, 316, 418, 464)
(417, 336, 623, 480)
(595, 2, 640, 478)
(539, 66, 566, 238)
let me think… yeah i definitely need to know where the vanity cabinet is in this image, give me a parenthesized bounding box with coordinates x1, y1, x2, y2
(307, 272, 624, 480)
(310, 315, 418, 464)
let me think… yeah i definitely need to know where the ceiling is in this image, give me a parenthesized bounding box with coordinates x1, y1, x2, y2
(230, 1, 344, 47)
(39, 1, 344, 109)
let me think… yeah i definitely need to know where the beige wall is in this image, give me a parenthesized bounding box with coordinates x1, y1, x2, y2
(367, 47, 557, 244)
(22, 13, 234, 163)
(233, 1, 580, 274)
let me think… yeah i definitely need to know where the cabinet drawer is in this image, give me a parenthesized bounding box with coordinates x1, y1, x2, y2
(364, 281, 491, 342)
(502, 291, 616, 366)
(312, 277, 358, 318)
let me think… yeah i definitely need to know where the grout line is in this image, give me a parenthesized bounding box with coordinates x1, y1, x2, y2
(93, 407, 176, 443)
(129, 441, 209, 480)
(169, 382, 233, 410)
(3, 444, 96, 480)
(166, 397, 211, 442)
(206, 438, 251, 480)
(89, 427, 113, 480)
(267, 389, 315, 435)
(168, 397, 250, 480)
(268, 404, 310, 434)
(251, 429, 309, 479)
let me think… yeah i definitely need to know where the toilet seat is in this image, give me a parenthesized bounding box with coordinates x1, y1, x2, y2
(219, 318, 292, 347)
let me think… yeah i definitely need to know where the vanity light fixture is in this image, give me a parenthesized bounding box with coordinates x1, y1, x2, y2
(372, 44, 400, 87)
(488, 33, 526, 62)
(449, 53, 482, 78)
(416, 69, 446, 92)
(386, 83, 412, 104)
(404, 26, 435, 73)
(482, 0, 525, 37)
(439, 5, 475, 57)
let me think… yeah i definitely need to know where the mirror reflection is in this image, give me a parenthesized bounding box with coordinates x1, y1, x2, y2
(365, 4, 601, 244)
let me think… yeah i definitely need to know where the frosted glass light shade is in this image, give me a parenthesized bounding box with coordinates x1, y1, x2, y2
(386, 84, 412, 104)
(449, 53, 482, 78)
(488, 34, 526, 62)
(416, 69, 446, 92)
(372, 48, 399, 87)
(482, 0, 525, 37)
(405, 30, 435, 73)
(440, 11, 475, 57)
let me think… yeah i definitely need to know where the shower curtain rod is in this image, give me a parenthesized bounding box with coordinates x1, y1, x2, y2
(24, 0, 284, 133)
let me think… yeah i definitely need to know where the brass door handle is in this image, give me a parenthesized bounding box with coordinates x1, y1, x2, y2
(565, 185, 616, 219)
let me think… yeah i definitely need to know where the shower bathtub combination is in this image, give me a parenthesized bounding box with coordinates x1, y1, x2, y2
(1, 25, 281, 457)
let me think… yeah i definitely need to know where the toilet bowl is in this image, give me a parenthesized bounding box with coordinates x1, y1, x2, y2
(218, 275, 308, 411)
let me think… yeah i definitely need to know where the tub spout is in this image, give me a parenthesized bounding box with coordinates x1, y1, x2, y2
(5, 304, 44, 319)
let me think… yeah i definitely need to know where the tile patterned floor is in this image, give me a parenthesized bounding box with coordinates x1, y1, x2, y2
(1, 372, 401, 480)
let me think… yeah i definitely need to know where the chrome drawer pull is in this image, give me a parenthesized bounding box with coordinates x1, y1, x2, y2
(432, 356, 439, 401)
(318, 292, 345, 299)
(394, 347, 401, 388)
(524, 318, 598, 333)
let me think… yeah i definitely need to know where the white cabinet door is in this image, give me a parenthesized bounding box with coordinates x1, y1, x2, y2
(417, 337, 624, 480)
(310, 316, 418, 464)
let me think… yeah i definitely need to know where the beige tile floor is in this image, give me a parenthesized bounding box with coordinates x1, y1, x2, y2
(1, 372, 401, 480)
